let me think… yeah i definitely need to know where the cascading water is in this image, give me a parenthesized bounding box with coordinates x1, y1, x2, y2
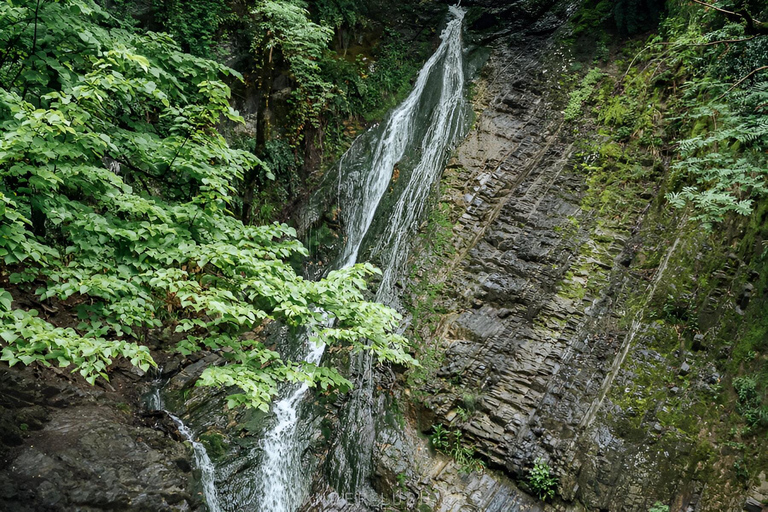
(203, 6, 469, 511)
(170, 415, 223, 512)
(336, 6, 469, 276)
(326, 6, 471, 500)
(147, 389, 223, 512)
(251, 338, 326, 511)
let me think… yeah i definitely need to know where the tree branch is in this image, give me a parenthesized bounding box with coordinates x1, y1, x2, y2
(661, 36, 756, 46)
(690, 0, 741, 18)
(691, 0, 768, 34)
(717, 65, 768, 100)
(20, 0, 43, 100)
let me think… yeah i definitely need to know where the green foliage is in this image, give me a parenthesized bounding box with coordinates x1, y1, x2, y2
(429, 423, 484, 473)
(668, 80, 768, 226)
(163, 0, 232, 56)
(199, 431, 228, 459)
(570, 0, 613, 37)
(0, 305, 153, 385)
(244, 138, 300, 224)
(429, 423, 448, 450)
(0, 0, 416, 410)
(528, 458, 558, 501)
(112, 0, 234, 56)
(564, 67, 604, 121)
(648, 502, 669, 512)
(733, 457, 751, 481)
(312, 0, 362, 29)
(252, 0, 335, 133)
(461, 392, 478, 413)
(733, 376, 768, 428)
(346, 29, 425, 121)
(575, 0, 768, 228)
(396, 471, 407, 491)
(571, 0, 665, 37)
(320, 25, 429, 161)
(639, 6, 768, 227)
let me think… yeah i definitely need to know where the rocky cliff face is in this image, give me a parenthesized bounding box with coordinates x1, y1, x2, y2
(324, 2, 768, 512)
(0, 362, 200, 511)
(2, 2, 766, 512)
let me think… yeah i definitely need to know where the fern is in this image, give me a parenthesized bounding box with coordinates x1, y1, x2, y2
(668, 78, 768, 224)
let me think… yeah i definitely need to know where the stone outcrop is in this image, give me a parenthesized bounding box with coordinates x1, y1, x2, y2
(0, 364, 199, 511)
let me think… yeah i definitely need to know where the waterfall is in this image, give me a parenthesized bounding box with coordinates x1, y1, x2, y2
(213, 6, 470, 511)
(251, 339, 326, 512)
(327, 6, 470, 498)
(169, 414, 223, 512)
(337, 5, 469, 276)
(148, 389, 223, 512)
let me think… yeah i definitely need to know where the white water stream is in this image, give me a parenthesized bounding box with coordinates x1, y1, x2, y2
(148, 389, 223, 512)
(337, 5, 468, 275)
(252, 7, 469, 511)
(153, 7, 469, 511)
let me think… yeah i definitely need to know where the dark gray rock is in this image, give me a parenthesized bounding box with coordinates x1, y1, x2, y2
(744, 497, 763, 512)
(0, 365, 199, 512)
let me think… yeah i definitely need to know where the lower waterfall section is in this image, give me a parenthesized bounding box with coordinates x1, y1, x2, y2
(147, 388, 223, 512)
(250, 338, 327, 512)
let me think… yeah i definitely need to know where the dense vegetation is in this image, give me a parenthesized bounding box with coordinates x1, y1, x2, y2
(105, 0, 434, 225)
(556, 0, 768, 494)
(0, 0, 418, 410)
(572, 0, 768, 226)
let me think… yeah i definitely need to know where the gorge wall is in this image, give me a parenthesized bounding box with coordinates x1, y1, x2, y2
(1, 1, 767, 512)
(354, 2, 768, 512)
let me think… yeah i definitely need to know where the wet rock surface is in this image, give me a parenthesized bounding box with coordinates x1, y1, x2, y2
(304, 1, 599, 510)
(312, 1, 762, 510)
(0, 365, 199, 511)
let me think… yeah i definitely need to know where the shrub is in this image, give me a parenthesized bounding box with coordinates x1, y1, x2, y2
(528, 458, 558, 501)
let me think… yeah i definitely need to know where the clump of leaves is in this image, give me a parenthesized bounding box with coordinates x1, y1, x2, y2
(564, 67, 604, 121)
(528, 457, 558, 501)
(649, 502, 669, 512)
(658, 9, 768, 227)
(251, 0, 335, 136)
(667, 81, 768, 227)
(0, 0, 416, 411)
(733, 376, 768, 428)
(429, 423, 449, 451)
(429, 423, 484, 473)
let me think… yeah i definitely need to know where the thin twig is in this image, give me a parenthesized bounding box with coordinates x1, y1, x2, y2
(166, 133, 190, 173)
(717, 65, 768, 99)
(661, 36, 756, 46)
(617, 46, 654, 89)
(690, 0, 740, 18)
(690, 0, 766, 26)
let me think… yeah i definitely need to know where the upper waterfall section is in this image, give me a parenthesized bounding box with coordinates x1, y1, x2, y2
(336, 6, 471, 284)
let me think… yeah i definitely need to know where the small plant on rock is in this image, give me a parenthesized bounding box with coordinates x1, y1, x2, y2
(456, 406, 470, 422)
(649, 502, 669, 512)
(429, 424, 449, 451)
(429, 424, 484, 473)
(528, 458, 558, 501)
(461, 392, 479, 413)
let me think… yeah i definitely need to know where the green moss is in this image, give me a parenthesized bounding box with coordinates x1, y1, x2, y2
(564, 68, 604, 121)
(199, 432, 228, 459)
